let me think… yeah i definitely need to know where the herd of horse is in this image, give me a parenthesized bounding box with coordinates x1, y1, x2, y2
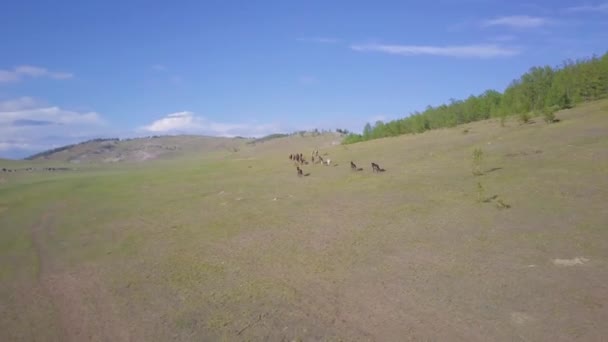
(289, 150, 332, 166)
(289, 150, 385, 177)
(351, 161, 385, 173)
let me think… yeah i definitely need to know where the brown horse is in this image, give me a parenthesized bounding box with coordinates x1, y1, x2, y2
(371, 162, 386, 173)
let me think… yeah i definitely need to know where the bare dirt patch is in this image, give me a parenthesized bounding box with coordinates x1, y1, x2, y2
(30, 210, 134, 342)
(552, 257, 589, 266)
(510, 311, 534, 325)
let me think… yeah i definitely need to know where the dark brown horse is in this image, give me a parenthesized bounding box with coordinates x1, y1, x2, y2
(371, 162, 386, 173)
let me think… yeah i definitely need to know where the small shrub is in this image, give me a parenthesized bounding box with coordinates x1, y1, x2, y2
(500, 114, 507, 127)
(543, 110, 556, 123)
(560, 93, 573, 109)
(495, 199, 511, 209)
(519, 112, 531, 124)
(342, 133, 364, 145)
(476, 182, 485, 203)
(542, 106, 559, 123)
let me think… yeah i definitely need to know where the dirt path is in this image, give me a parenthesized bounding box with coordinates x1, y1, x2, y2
(30, 209, 133, 342)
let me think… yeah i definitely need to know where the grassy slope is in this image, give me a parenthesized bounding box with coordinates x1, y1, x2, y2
(1, 101, 607, 341)
(24, 135, 251, 163)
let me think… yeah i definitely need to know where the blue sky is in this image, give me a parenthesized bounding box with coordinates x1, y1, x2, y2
(1, 0, 607, 158)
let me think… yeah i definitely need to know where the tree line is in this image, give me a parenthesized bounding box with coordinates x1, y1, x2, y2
(343, 52, 608, 144)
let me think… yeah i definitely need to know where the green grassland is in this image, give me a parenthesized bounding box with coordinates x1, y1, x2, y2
(1, 101, 607, 341)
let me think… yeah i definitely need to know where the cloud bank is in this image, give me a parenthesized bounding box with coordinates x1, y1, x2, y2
(0, 100, 284, 158)
(141, 111, 281, 138)
(0, 65, 73, 83)
(0, 97, 104, 158)
(351, 43, 520, 58)
(482, 15, 549, 29)
(564, 3, 608, 13)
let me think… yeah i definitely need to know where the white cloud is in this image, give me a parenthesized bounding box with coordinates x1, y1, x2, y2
(141, 111, 281, 138)
(143, 111, 195, 132)
(0, 65, 73, 83)
(482, 15, 549, 29)
(0, 96, 41, 111)
(564, 3, 608, 13)
(0, 97, 105, 158)
(0, 141, 31, 152)
(351, 43, 520, 58)
(0, 70, 20, 83)
(297, 37, 340, 44)
(0, 106, 101, 126)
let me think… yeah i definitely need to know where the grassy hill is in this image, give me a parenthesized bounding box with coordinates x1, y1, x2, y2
(1, 101, 607, 340)
(21, 132, 345, 164)
(24, 135, 251, 163)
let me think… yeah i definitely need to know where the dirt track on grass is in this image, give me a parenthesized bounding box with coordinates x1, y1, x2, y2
(30, 210, 133, 342)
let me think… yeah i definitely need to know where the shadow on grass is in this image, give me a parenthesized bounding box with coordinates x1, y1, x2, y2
(484, 167, 503, 174)
(482, 195, 499, 203)
(475, 167, 503, 176)
(481, 195, 511, 209)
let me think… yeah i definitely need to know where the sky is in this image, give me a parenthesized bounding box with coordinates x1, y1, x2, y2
(1, 0, 607, 158)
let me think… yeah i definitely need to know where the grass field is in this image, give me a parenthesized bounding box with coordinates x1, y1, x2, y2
(1, 101, 607, 341)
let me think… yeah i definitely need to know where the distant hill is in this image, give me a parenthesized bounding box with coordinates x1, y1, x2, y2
(25, 135, 251, 163)
(23, 130, 346, 164)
